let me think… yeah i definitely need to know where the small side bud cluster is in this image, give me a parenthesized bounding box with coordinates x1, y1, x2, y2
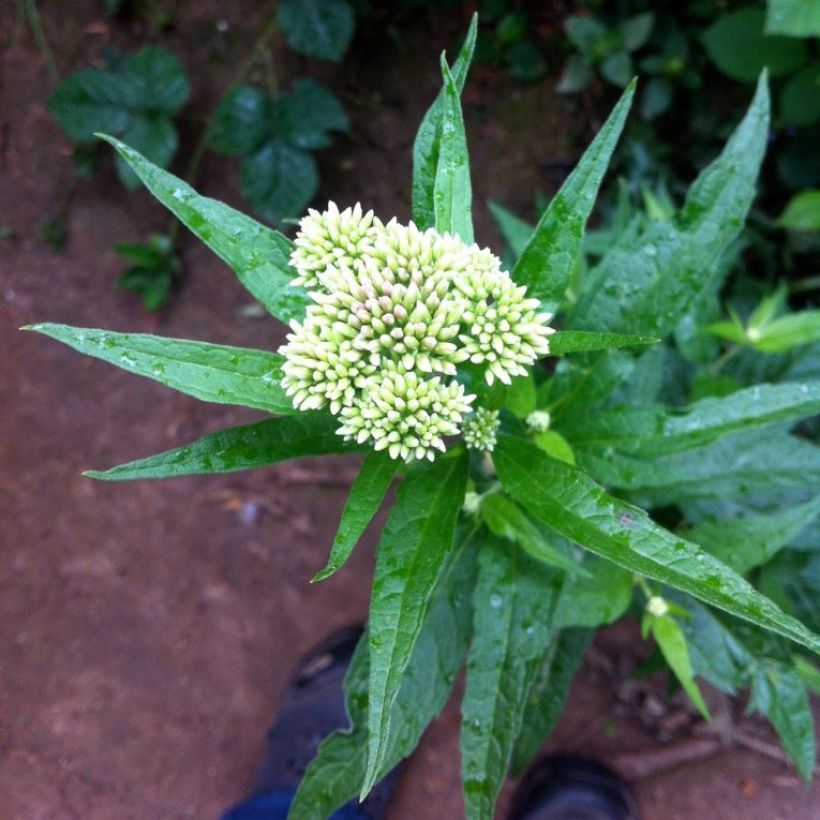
(279, 203, 554, 461)
(462, 408, 500, 453)
(526, 410, 551, 433)
(646, 596, 669, 617)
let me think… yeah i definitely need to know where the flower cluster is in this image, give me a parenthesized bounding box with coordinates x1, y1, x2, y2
(462, 408, 500, 453)
(279, 203, 554, 461)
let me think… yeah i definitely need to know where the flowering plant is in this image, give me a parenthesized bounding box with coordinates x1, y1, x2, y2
(28, 18, 820, 819)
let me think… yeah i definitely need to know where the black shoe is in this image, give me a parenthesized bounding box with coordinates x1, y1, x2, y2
(508, 756, 639, 820)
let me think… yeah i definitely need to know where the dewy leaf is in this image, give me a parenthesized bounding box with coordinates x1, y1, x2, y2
(25, 324, 295, 415)
(98, 135, 310, 323)
(277, 0, 355, 63)
(549, 330, 658, 355)
(85, 413, 358, 480)
(433, 57, 473, 243)
(362, 449, 469, 797)
(313, 451, 398, 582)
(461, 535, 563, 820)
(512, 82, 635, 313)
(554, 557, 633, 629)
(569, 76, 770, 338)
(494, 435, 820, 655)
(290, 524, 479, 819)
(681, 496, 820, 575)
(412, 16, 477, 230)
(510, 627, 592, 776)
(115, 116, 178, 190)
(766, 0, 820, 37)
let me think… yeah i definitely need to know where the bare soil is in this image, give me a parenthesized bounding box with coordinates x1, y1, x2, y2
(1, 3, 817, 818)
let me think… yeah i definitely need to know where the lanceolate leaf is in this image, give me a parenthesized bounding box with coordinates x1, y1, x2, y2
(511, 628, 592, 776)
(290, 524, 479, 819)
(549, 330, 658, 355)
(461, 536, 563, 820)
(98, 135, 310, 323)
(494, 436, 820, 655)
(433, 58, 473, 243)
(313, 451, 398, 581)
(512, 82, 635, 312)
(362, 450, 469, 797)
(553, 558, 633, 629)
(569, 75, 769, 337)
(26, 324, 294, 415)
(85, 413, 358, 480)
(412, 15, 477, 230)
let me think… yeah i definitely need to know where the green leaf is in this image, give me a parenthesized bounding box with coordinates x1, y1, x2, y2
(85, 413, 357, 480)
(511, 628, 592, 776)
(681, 496, 820, 575)
(25, 324, 295, 415)
(556, 54, 593, 93)
(290, 524, 479, 819)
(481, 492, 588, 575)
(362, 450, 469, 797)
(766, 0, 820, 38)
(564, 16, 607, 52)
(600, 51, 633, 88)
(760, 552, 820, 634)
(504, 371, 537, 418)
(702, 10, 806, 82)
(534, 430, 576, 465)
(494, 435, 820, 655)
(621, 12, 654, 51)
(648, 613, 710, 719)
(241, 139, 318, 224)
(753, 311, 820, 353)
(549, 330, 658, 355)
(433, 57, 473, 243)
(209, 86, 273, 156)
(561, 382, 820, 456)
(277, 0, 355, 63)
(554, 557, 633, 629)
(115, 115, 177, 190)
(546, 351, 635, 420)
(569, 76, 769, 337)
(488, 201, 533, 260)
(412, 16, 477, 231)
(778, 190, 820, 232)
(277, 78, 349, 150)
(313, 451, 397, 581)
(120, 46, 190, 113)
(98, 135, 310, 323)
(461, 535, 563, 820)
(780, 67, 820, 127)
(512, 83, 635, 312)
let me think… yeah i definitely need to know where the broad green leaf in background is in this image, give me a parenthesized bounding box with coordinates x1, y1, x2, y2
(569, 76, 770, 338)
(504, 371, 537, 418)
(481, 491, 588, 575)
(780, 68, 820, 127)
(494, 435, 820, 655)
(645, 612, 710, 719)
(433, 58, 474, 243)
(760, 552, 820, 634)
(209, 86, 275, 156)
(26, 324, 295, 415)
(554, 557, 633, 629)
(412, 15, 477, 230)
(778, 190, 820, 232)
(512, 82, 635, 312)
(276, 78, 349, 150)
(556, 54, 594, 93)
(702, 9, 806, 82)
(461, 536, 563, 820)
(533, 430, 576, 465)
(549, 330, 658, 355)
(99, 136, 310, 322)
(544, 351, 635, 419)
(115, 233, 180, 310)
(313, 451, 398, 581)
(290, 526, 479, 819)
(49, 46, 190, 189)
(277, 0, 355, 63)
(681, 497, 820, 575)
(600, 52, 633, 88)
(766, 0, 820, 38)
(488, 200, 534, 260)
(511, 628, 592, 776)
(85, 413, 358, 480)
(362, 450, 469, 797)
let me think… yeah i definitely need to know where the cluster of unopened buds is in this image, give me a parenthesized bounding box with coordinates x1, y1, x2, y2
(279, 203, 555, 461)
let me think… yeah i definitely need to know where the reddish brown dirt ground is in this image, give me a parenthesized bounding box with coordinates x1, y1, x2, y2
(1, 3, 818, 819)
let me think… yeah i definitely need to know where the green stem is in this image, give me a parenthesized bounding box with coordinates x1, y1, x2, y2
(790, 274, 820, 295)
(709, 343, 741, 375)
(24, 0, 57, 84)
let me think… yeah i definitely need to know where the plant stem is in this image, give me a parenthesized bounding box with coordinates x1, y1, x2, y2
(24, 0, 57, 85)
(790, 274, 820, 295)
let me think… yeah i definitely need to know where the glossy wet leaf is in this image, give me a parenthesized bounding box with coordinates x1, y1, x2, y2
(433, 58, 473, 243)
(461, 535, 562, 820)
(412, 15, 477, 230)
(99, 135, 310, 322)
(512, 83, 634, 312)
(362, 450, 469, 797)
(549, 330, 658, 355)
(494, 435, 820, 655)
(277, 0, 354, 62)
(85, 413, 358, 480)
(313, 451, 398, 581)
(511, 628, 592, 776)
(26, 324, 294, 415)
(290, 525, 479, 818)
